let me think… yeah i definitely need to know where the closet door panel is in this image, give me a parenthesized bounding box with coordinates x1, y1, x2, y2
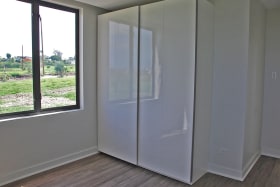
(138, 0, 196, 183)
(98, 7, 138, 164)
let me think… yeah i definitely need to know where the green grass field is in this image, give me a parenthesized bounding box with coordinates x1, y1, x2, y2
(0, 73, 76, 114)
(0, 106, 34, 114)
(0, 62, 75, 79)
(0, 60, 77, 114)
(0, 77, 75, 96)
(0, 79, 32, 96)
(41, 77, 76, 91)
(45, 65, 76, 75)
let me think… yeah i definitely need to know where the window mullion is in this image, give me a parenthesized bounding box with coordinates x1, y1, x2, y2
(32, 0, 41, 111)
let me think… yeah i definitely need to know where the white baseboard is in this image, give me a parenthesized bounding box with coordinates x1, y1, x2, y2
(208, 163, 243, 181)
(208, 152, 260, 182)
(262, 147, 280, 159)
(0, 146, 98, 186)
(241, 152, 260, 181)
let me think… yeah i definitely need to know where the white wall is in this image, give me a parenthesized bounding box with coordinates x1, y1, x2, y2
(209, 0, 250, 179)
(209, 0, 266, 180)
(0, 1, 106, 185)
(262, 8, 280, 158)
(243, 0, 266, 174)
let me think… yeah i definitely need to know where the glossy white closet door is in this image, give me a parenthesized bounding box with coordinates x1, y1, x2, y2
(138, 0, 196, 183)
(98, 7, 138, 164)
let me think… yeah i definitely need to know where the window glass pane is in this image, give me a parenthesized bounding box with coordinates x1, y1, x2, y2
(39, 6, 77, 109)
(0, 0, 34, 115)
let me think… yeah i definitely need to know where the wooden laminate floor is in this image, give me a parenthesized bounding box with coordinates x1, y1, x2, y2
(3, 154, 280, 187)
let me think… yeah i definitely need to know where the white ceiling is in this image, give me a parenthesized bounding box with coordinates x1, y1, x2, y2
(75, 0, 161, 10)
(76, 0, 280, 10)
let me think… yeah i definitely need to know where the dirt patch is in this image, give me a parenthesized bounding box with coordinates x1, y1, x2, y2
(42, 96, 75, 108)
(0, 93, 33, 107)
(0, 87, 76, 108)
(44, 87, 75, 96)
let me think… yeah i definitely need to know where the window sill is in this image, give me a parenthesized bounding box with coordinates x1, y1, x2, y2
(0, 108, 83, 123)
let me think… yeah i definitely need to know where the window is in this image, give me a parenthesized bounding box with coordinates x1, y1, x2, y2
(0, 0, 80, 117)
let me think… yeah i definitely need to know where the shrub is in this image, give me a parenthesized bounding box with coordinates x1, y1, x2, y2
(10, 72, 21, 78)
(45, 60, 54, 66)
(0, 62, 20, 69)
(55, 62, 65, 77)
(0, 74, 10, 82)
(22, 64, 32, 74)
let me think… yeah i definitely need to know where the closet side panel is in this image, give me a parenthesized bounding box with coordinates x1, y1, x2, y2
(97, 7, 139, 164)
(138, 0, 196, 183)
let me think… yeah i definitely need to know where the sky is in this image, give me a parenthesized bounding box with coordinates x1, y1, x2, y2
(0, 0, 76, 59)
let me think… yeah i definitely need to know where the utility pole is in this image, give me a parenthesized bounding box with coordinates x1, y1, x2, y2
(22, 45, 24, 70)
(39, 15, 44, 75)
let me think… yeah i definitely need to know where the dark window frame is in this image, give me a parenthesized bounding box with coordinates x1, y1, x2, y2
(0, 0, 80, 119)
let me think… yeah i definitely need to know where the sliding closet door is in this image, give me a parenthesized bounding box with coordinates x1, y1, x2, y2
(98, 7, 138, 164)
(138, 0, 196, 183)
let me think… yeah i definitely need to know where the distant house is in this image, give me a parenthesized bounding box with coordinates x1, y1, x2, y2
(15, 56, 32, 63)
(70, 59, 75, 65)
(67, 57, 75, 65)
(23, 57, 32, 63)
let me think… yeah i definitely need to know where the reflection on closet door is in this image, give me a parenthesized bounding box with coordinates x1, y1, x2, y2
(138, 0, 196, 183)
(98, 7, 139, 164)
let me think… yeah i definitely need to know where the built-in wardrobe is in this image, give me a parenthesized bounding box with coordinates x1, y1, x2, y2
(97, 0, 214, 184)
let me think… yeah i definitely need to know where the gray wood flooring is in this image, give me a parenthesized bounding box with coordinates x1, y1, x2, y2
(3, 153, 280, 187)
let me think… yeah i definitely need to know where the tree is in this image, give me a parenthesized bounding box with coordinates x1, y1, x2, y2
(6, 53, 11, 60)
(50, 55, 60, 61)
(50, 50, 63, 61)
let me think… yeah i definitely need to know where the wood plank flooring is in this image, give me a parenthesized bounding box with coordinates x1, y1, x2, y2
(3, 154, 280, 187)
